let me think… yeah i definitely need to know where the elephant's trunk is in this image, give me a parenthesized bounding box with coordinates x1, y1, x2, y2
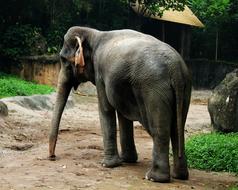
(49, 81, 72, 160)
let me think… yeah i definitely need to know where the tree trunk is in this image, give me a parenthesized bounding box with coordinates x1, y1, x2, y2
(215, 30, 219, 61)
(50, 0, 56, 25)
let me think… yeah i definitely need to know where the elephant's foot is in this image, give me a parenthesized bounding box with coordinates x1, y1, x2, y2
(102, 155, 122, 168)
(172, 167, 189, 180)
(145, 168, 170, 183)
(172, 158, 189, 180)
(120, 150, 138, 163)
(48, 155, 56, 161)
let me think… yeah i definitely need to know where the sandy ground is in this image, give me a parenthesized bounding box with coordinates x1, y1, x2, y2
(0, 90, 237, 190)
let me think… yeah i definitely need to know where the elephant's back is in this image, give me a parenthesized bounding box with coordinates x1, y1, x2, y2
(96, 29, 188, 86)
(97, 30, 165, 67)
(99, 29, 180, 63)
(103, 29, 160, 48)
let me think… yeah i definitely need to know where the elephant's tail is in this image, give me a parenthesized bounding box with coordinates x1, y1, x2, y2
(174, 75, 184, 158)
(170, 61, 191, 158)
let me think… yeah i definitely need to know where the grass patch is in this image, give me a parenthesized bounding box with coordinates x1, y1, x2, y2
(185, 133, 238, 174)
(0, 72, 54, 98)
(228, 186, 238, 190)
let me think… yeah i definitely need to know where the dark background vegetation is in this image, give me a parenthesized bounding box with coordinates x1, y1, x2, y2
(0, 0, 237, 61)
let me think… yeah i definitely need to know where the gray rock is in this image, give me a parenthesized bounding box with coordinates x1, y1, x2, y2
(208, 69, 238, 132)
(1, 93, 74, 111)
(0, 101, 8, 116)
(77, 82, 97, 96)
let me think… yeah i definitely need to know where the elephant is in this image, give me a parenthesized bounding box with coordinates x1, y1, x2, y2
(49, 26, 192, 183)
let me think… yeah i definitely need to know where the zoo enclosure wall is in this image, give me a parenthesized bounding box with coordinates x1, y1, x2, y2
(0, 56, 237, 89)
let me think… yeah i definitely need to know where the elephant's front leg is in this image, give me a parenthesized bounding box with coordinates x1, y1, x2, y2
(97, 86, 121, 168)
(118, 112, 138, 163)
(99, 106, 122, 167)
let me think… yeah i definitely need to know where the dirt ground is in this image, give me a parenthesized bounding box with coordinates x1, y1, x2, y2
(0, 90, 237, 190)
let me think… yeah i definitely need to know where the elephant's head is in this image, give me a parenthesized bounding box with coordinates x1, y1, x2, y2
(60, 27, 98, 89)
(60, 35, 84, 79)
(49, 27, 96, 160)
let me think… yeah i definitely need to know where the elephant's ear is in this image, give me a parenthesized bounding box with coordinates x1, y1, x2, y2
(75, 36, 85, 73)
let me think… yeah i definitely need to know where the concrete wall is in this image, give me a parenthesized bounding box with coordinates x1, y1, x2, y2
(0, 55, 60, 86)
(1, 56, 238, 90)
(187, 59, 238, 89)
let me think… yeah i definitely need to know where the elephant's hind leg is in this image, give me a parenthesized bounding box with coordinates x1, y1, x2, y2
(145, 98, 172, 183)
(118, 112, 138, 163)
(171, 87, 190, 180)
(171, 121, 189, 180)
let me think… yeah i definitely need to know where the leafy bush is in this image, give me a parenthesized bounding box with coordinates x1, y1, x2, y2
(0, 72, 54, 98)
(46, 24, 68, 54)
(186, 133, 238, 174)
(1, 24, 47, 58)
(228, 186, 238, 190)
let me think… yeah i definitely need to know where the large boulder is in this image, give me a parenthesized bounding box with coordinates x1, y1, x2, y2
(77, 82, 97, 96)
(208, 69, 238, 132)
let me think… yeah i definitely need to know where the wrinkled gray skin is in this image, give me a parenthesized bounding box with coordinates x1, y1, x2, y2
(49, 26, 191, 183)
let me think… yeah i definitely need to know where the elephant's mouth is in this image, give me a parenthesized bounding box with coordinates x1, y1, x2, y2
(60, 59, 80, 90)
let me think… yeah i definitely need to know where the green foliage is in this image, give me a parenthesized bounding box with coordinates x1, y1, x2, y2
(189, 0, 238, 60)
(46, 24, 67, 54)
(1, 24, 46, 59)
(0, 72, 54, 98)
(185, 133, 238, 174)
(0, 0, 187, 58)
(0, 0, 237, 62)
(73, 0, 93, 14)
(189, 0, 230, 26)
(69, 0, 130, 30)
(228, 185, 238, 190)
(130, 0, 186, 16)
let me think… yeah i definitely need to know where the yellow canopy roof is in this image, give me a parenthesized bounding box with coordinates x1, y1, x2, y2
(132, 4, 204, 28)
